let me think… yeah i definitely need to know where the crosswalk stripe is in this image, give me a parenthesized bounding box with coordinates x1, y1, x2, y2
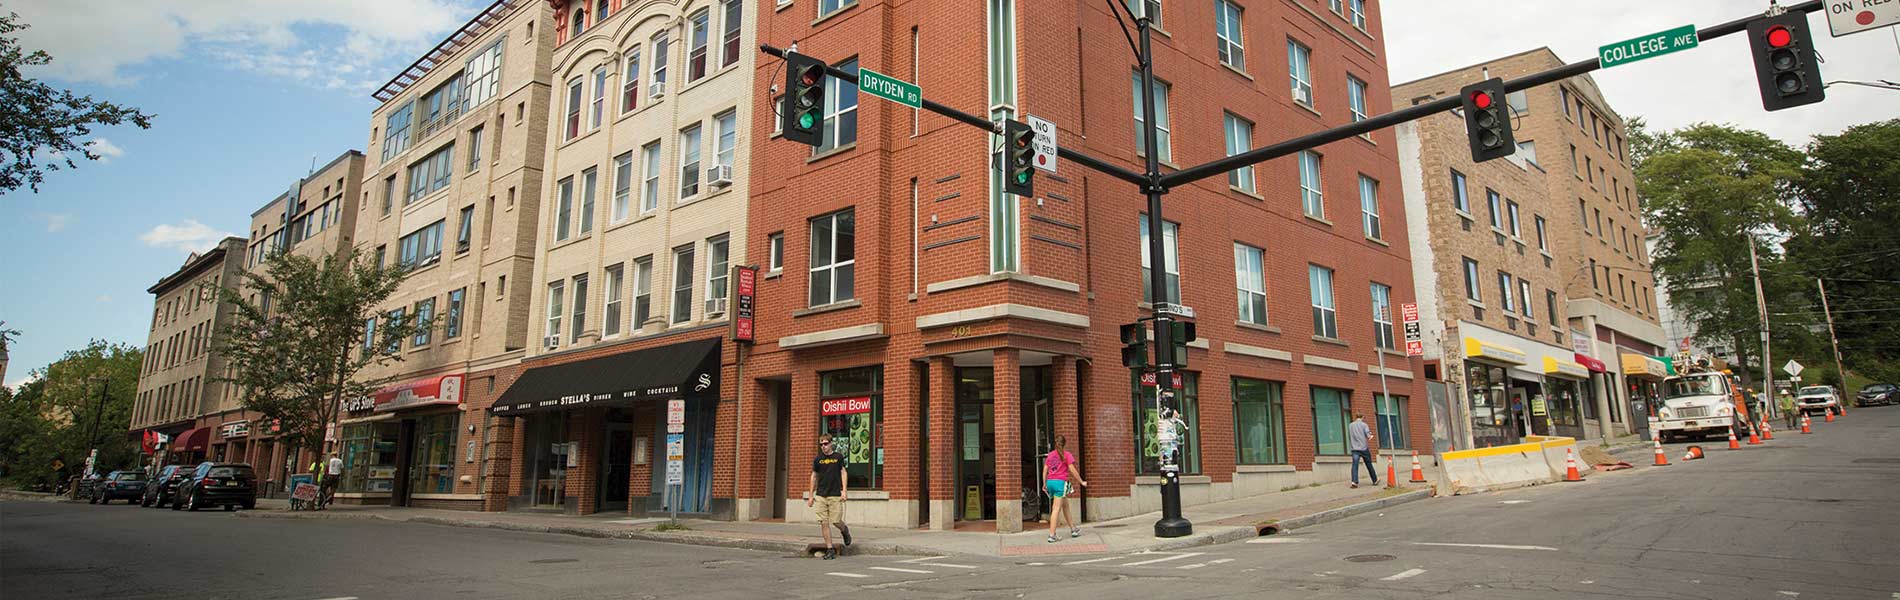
(898, 556, 947, 564)
(826, 572, 869, 578)
(1061, 556, 1122, 565)
(1120, 552, 1204, 567)
(921, 562, 978, 569)
(1210, 559, 1235, 564)
(869, 567, 934, 574)
(1381, 568, 1427, 581)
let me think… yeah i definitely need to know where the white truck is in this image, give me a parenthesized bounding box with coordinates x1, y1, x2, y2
(1653, 366, 1753, 443)
(1794, 385, 1842, 417)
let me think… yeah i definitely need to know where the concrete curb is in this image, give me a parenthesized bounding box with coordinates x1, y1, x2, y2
(0, 490, 70, 503)
(1273, 488, 1434, 532)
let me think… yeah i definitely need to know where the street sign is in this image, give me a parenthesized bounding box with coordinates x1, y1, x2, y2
(1400, 302, 1423, 357)
(1783, 359, 1805, 377)
(732, 266, 756, 344)
(1599, 24, 1698, 69)
(1154, 302, 1196, 319)
(665, 433, 684, 485)
(1026, 114, 1058, 173)
(1826, 0, 1900, 38)
(858, 68, 921, 109)
(667, 399, 686, 434)
(1679, 337, 1692, 351)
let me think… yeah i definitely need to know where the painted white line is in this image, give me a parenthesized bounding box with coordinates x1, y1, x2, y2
(311, 597, 359, 600)
(897, 556, 946, 563)
(826, 572, 870, 578)
(1777, 592, 1799, 598)
(1499, 500, 1530, 505)
(1210, 559, 1235, 564)
(1061, 556, 1123, 565)
(1246, 537, 1307, 544)
(1411, 542, 1559, 552)
(868, 567, 934, 574)
(921, 562, 978, 569)
(1023, 562, 1046, 567)
(1381, 568, 1427, 581)
(1177, 563, 1210, 570)
(1120, 552, 1204, 567)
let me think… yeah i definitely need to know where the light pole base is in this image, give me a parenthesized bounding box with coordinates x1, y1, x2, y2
(1154, 517, 1193, 538)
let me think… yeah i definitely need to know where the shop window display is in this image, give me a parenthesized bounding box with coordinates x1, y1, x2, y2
(340, 422, 400, 493)
(818, 367, 883, 490)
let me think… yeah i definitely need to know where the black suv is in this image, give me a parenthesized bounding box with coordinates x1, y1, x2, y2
(141, 464, 195, 508)
(89, 470, 147, 505)
(171, 462, 257, 512)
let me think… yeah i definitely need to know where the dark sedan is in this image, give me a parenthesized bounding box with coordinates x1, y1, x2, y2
(141, 464, 195, 508)
(89, 470, 147, 505)
(1858, 383, 1899, 407)
(171, 462, 257, 512)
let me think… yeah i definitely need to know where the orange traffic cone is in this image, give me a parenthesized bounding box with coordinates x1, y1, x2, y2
(1408, 451, 1427, 483)
(1825, 409, 1835, 423)
(1801, 413, 1812, 434)
(1726, 428, 1741, 450)
(1760, 418, 1774, 441)
(1562, 448, 1584, 482)
(1385, 455, 1397, 489)
(1652, 438, 1670, 466)
(1747, 425, 1762, 445)
(1682, 445, 1705, 460)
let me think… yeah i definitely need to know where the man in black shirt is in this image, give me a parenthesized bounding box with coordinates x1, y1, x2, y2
(807, 434, 851, 559)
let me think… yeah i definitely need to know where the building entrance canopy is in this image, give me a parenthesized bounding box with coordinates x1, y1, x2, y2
(491, 337, 722, 416)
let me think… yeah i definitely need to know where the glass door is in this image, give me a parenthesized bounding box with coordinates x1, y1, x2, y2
(954, 368, 994, 521)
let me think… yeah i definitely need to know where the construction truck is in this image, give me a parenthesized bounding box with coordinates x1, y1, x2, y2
(1652, 357, 1755, 443)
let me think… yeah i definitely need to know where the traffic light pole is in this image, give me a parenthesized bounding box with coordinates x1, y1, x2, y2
(1132, 12, 1192, 539)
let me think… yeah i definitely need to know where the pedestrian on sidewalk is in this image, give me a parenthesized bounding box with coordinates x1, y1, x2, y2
(807, 434, 851, 560)
(1348, 413, 1378, 488)
(1778, 391, 1797, 429)
(324, 453, 344, 507)
(1043, 435, 1088, 543)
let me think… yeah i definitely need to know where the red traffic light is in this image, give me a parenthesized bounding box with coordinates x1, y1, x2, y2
(1470, 90, 1494, 109)
(1765, 25, 1792, 48)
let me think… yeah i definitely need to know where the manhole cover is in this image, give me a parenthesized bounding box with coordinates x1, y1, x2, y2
(1852, 458, 1900, 464)
(1343, 554, 1396, 563)
(530, 558, 579, 564)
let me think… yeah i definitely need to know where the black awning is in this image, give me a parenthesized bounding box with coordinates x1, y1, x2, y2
(492, 337, 721, 416)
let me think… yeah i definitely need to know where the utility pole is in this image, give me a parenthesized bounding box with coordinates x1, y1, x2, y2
(1130, 7, 1190, 540)
(1817, 278, 1848, 412)
(1748, 237, 1772, 418)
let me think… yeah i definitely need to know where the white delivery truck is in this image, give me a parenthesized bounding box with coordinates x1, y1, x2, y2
(1652, 361, 1754, 443)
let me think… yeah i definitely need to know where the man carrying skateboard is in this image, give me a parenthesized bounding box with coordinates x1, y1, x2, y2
(807, 434, 852, 559)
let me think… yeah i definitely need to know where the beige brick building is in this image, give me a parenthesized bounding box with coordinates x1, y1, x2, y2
(129, 237, 248, 462)
(1395, 48, 1667, 449)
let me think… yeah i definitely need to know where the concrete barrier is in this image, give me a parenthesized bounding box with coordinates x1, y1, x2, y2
(1438, 436, 1589, 494)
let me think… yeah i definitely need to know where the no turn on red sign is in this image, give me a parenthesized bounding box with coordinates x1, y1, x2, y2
(1826, 0, 1900, 37)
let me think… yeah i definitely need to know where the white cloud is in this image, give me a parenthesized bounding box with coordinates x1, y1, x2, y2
(140, 220, 236, 254)
(1383, 2, 1900, 146)
(6, 374, 40, 392)
(33, 212, 72, 233)
(85, 138, 126, 163)
(7, 0, 479, 91)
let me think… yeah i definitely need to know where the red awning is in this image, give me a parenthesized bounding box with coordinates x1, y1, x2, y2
(1575, 353, 1609, 373)
(171, 427, 211, 452)
(373, 373, 466, 413)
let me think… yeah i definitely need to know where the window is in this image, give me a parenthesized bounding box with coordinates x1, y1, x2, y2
(1570, 144, 1579, 172)
(819, 367, 885, 489)
(467, 126, 484, 170)
(1234, 378, 1285, 464)
(465, 40, 503, 108)
(1516, 140, 1538, 165)
(1223, 112, 1253, 192)
(707, 235, 730, 309)
(1347, 0, 1366, 29)
(1298, 150, 1323, 218)
(1139, 214, 1180, 304)
(570, 274, 589, 343)
(555, 176, 574, 241)
(687, 9, 710, 82)
(1451, 169, 1469, 213)
(383, 101, 414, 162)
(1497, 271, 1516, 313)
(1359, 175, 1380, 239)
(1347, 75, 1368, 123)
(1131, 73, 1171, 161)
(1535, 216, 1548, 252)
(445, 288, 465, 339)
(1126, 0, 1162, 27)
(1561, 87, 1572, 117)
(381, 176, 395, 215)
(1371, 282, 1394, 349)
(414, 298, 435, 347)
(375, 245, 387, 269)
(1579, 199, 1589, 232)
(1506, 200, 1521, 238)
(546, 282, 564, 343)
(1309, 264, 1337, 338)
(1214, 0, 1244, 71)
(1546, 290, 1560, 326)
(564, 76, 583, 140)
(1485, 189, 1502, 230)
(580, 167, 597, 234)
(456, 205, 474, 253)
(679, 125, 702, 198)
(1590, 258, 1599, 289)
(398, 220, 445, 267)
(651, 32, 670, 91)
(721, 0, 742, 68)
(570, 7, 586, 36)
(1287, 39, 1313, 106)
(1594, 208, 1603, 235)
(420, 73, 464, 134)
(1133, 371, 1199, 475)
(820, 0, 856, 19)
(590, 66, 608, 130)
(818, 59, 860, 153)
(1312, 387, 1350, 455)
(671, 245, 695, 323)
(596, 0, 609, 22)
(1235, 243, 1267, 325)
(1463, 258, 1482, 302)
(622, 45, 642, 113)
(809, 209, 856, 306)
(405, 144, 454, 204)
(640, 141, 661, 213)
(715, 110, 737, 168)
(612, 151, 633, 222)
(385, 308, 405, 354)
(768, 233, 784, 272)
(1586, 156, 1594, 184)
(1374, 394, 1406, 448)
(602, 264, 623, 338)
(1519, 279, 1533, 319)
(633, 257, 653, 328)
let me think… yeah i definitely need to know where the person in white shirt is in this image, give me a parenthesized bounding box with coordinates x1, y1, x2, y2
(1348, 414, 1377, 488)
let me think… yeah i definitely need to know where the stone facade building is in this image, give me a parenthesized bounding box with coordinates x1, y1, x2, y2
(129, 237, 249, 465)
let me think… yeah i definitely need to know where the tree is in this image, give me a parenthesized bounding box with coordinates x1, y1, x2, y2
(1784, 119, 1900, 385)
(0, 340, 143, 489)
(215, 249, 425, 465)
(1637, 123, 1804, 382)
(0, 12, 154, 194)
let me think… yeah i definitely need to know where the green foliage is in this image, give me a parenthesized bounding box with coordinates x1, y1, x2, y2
(215, 248, 425, 459)
(1784, 119, 1900, 384)
(0, 340, 143, 489)
(0, 13, 154, 193)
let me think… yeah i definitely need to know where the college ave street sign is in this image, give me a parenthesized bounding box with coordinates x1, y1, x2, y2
(859, 68, 921, 109)
(1599, 24, 1698, 69)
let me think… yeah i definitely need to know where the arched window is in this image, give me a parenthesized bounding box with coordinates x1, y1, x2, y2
(572, 8, 587, 36)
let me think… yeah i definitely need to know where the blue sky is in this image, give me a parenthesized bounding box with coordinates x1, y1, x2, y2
(2, 0, 484, 387)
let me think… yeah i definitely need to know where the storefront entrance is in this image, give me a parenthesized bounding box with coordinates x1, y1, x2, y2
(520, 413, 569, 510)
(652, 399, 717, 514)
(599, 409, 635, 512)
(951, 366, 1052, 523)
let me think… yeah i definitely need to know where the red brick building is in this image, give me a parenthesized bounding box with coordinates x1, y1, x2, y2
(735, 0, 1427, 533)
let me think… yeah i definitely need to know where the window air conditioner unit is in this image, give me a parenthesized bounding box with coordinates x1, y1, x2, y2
(543, 335, 559, 349)
(705, 297, 728, 316)
(707, 164, 733, 187)
(649, 81, 666, 99)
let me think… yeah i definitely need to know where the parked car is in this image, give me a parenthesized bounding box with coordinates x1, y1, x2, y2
(142, 464, 195, 508)
(75, 473, 104, 502)
(89, 470, 147, 505)
(1795, 385, 1842, 416)
(1856, 383, 1898, 407)
(171, 462, 257, 511)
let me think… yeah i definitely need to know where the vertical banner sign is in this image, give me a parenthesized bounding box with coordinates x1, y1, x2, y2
(732, 265, 757, 343)
(1401, 302, 1423, 356)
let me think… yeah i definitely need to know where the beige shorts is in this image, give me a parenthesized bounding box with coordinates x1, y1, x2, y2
(812, 495, 845, 523)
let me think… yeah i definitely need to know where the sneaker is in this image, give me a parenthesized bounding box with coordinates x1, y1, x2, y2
(1349, 483, 1359, 489)
(824, 548, 838, 560)
(1071, 527, 1081, 538)
(839, 525, 853, 547)
(1047, 535, 1058, 543)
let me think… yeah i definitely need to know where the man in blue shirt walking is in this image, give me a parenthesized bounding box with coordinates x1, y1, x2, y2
(1348, 413, 1377, 488)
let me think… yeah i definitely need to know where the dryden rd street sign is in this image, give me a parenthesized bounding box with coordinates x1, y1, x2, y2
(1599, 24, 1698, 69)
(859, 68, 921, 109)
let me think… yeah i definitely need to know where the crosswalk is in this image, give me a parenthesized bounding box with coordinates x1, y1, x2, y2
(820, 551, 1246, 581)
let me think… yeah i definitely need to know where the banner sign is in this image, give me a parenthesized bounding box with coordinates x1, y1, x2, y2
(732, 266, 757, 344)
(821, 396, 874, 416)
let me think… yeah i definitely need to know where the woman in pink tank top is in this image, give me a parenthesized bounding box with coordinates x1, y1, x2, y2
(1043, 435, 1088, 543)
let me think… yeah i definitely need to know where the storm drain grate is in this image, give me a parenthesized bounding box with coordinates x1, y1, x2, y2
(530, 558, 579, 564)
(1852, 458, 1900, 464)
(1344, 554, 1396, 563)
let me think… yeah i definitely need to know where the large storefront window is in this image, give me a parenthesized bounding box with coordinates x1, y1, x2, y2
(408, 413, 459, 495)
(340, 421, 400, 493)
(1133, 372, 1201, 475)
(1375, 394, 1407, 448)
(819, 367, 883, 490)
(1545, 378, 1586, 438)
(1465, 362, 1517, 448)
(1312, 387, 1351, 455)
(1233, 378, 1285, 465)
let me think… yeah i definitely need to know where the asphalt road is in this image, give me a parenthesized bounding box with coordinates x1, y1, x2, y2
(6, 406, 1899, 599)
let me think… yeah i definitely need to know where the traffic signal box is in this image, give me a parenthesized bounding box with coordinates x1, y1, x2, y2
(1748, 13, 1825, 112)
(1002, 119, 1036, 198)
(1460, 78, 1514, 163)
(1120, 322, 1148, 368)
(783, 52, 827, 147)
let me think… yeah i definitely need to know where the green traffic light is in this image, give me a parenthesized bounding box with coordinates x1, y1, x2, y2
(1015, 172, 1029, 184)
(798, 112, 815, 129)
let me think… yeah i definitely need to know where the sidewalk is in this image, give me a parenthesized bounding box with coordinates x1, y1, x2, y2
(238, 482, 1432, 558)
